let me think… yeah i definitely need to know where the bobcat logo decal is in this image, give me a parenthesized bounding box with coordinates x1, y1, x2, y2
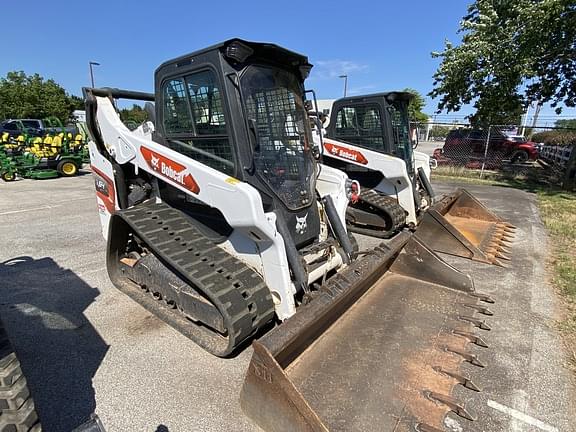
(295, 213, 308, 235)
(140, 147, 200, 194)
(150, 155, 160, 169)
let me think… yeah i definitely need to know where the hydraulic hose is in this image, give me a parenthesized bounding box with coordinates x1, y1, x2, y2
(323, 195, 353, 263)
(275, 214, 309, 293)
(418, 167, 435, 204)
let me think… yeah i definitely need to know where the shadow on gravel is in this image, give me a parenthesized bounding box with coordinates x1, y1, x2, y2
(0, 256, 108, 432)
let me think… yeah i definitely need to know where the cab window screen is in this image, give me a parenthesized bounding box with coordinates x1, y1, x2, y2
(334, 104, 384, 150)
(186, 71, 226, 135)
(161, 71, 235, 175)
(388, 102, 414, 173)
(162, 78, 192, 133)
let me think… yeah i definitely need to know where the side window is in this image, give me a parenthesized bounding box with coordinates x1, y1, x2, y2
(161, 70, 234, 175)
(334, 104, 384, 150)
(163, 78, 192, 133)
(21, 120, 40, 129)
(186, 71, 226, 135)
(3, 122, 18, 131)
(335, 107, 356, 131)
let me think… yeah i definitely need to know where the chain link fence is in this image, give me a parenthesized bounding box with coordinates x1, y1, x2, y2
(416, 122, 576, 188)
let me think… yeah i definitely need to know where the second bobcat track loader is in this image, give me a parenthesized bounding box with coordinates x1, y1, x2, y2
(85, 39, 496, 431)
(314, 93, 515, 266)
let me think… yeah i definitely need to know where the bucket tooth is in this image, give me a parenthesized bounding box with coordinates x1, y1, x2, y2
(486, 242, 500, 251)
(484, 248, 498, 257)
(470, 292, 495, 304)
(444, 346, 486, 368)
(432, 366, 482, 392)
(452, 329, 489, 348)
(424, 391, 477, 421)
(490, 258, 507, 267)
(496, 252, 511, 261)
(416, 423, 445, 432)
(488, 237, 502, 245)
(458, 315, 492, 331)
(462, 303, 494, 316)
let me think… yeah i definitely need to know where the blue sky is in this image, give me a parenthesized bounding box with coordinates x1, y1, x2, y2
(1, 0, 573, 126)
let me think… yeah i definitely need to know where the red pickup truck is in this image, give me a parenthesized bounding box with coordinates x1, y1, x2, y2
(433, 129, 539, 168)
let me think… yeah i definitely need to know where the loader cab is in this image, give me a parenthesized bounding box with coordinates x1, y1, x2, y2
(326, 92, 415, 175)
(153, 39, 320, 247)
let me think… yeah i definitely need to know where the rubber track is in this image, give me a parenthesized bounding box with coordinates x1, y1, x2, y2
(118, 200, 276, 356)
(348, 189, 406, 238)
(0, 320, 41, 431)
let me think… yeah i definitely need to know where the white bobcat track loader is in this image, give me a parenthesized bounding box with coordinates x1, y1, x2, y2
(312, 93, 516, 266)
(85, 39, 497, 431)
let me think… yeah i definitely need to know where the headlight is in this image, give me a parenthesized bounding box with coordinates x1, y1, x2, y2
(429, 158, 438, 170)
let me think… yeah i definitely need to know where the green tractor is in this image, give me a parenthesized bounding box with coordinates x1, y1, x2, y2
(0, 120, 84, 182)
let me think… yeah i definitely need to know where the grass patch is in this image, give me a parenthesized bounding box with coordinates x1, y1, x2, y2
(434, 167, 576, 334)
(538, 189, 576, 306)
(433, 174, 511, 187)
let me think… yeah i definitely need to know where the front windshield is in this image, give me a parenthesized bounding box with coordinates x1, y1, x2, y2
(241, 65, 316, 210)
(388, 101, 414, 174)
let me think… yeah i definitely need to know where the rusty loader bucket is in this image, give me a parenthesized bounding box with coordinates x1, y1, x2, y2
(416, 189, 516, 266)
(240, 232, 495, 432)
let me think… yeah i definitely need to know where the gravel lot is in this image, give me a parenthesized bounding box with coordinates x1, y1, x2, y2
(0, 172, 574, 431)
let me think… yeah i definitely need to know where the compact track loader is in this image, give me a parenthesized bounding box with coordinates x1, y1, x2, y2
(315, 93, 515, 266)
(85, 39, 497, 431)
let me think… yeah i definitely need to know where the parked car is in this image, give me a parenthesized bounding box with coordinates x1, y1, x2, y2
(435, 129, 538, 166)
(0, 119, 76, 138)
(0, 119, 43, 137)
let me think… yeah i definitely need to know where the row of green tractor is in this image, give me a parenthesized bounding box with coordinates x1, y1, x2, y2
(0, 120, 89, 182)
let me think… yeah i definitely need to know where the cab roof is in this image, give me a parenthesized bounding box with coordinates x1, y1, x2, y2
(335, 91, 414, 105)
(155, 38, 311, 75)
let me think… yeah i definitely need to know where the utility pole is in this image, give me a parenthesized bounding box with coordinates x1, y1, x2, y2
(89, 61, 100, 88)
(520, 103, 532, 137)
(529, 101, 542, 135)
(339, 75, 348, 97)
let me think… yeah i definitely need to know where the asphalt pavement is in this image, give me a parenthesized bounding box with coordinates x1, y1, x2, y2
(0, 172, 574, 431)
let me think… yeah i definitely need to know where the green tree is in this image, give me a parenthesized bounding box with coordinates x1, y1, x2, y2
(0, 71, 80, 122)
(555, 119, 576, 129)
(430, 0, 576, 126)
(428, 125, 452, 140)
(119, 104, 148, 126)
(68, 95, 85, 111)
(532, 129, 576, 145)
(403, 88, 429, 123)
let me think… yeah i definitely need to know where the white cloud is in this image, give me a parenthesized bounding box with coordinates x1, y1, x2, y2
(310, 60, 368, 80)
